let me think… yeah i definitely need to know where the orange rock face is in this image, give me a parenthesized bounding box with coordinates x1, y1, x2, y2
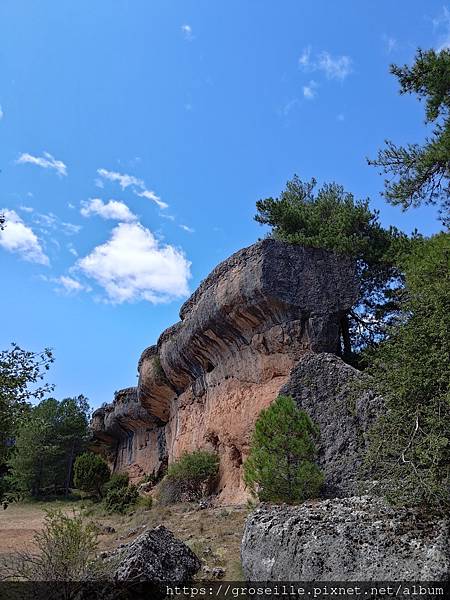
(91, 240, 358, 504)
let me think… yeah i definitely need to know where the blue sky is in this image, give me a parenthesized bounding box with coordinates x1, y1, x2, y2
(0, 1, 448, 408)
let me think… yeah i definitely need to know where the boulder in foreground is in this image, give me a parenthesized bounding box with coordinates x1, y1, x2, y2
(241, 497, 450, 581)
(113, 525, 201, 582)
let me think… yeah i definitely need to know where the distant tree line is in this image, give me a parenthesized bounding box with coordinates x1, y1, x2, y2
(0, 344, 91, 502)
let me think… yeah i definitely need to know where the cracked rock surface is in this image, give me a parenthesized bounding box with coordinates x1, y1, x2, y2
(241, 497, 450, 581)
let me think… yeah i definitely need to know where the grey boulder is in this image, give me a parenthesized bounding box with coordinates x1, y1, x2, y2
(241, 497, 450, 581)
(113, 525, 201, 582)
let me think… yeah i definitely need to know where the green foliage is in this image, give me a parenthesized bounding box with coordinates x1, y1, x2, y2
(365, 233, 450, 509)
(369, 48, 450, 227)
(167, 450, 219, 481)
(103, 484, 139, 514)
(159, 450, 219, 504)
(139, 472, 158, 486)
(244, 395, 323, 504)
(255, 176, 409, 355)
(138, 494, 153, 510)
(102, 472, 129, 495)
(8, 396, 90, 498)
(0, 344, 54, 475)
(1, 509, 103, 582)
(73, 453, 110, 499)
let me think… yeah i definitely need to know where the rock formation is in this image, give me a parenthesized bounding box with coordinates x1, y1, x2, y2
(241, 497, 450, 581)
(281, 352, 381, 497)
(113, 526, 201, 582)
(91, 239, 358, 503)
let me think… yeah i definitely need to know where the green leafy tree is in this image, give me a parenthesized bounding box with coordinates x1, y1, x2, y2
(255, 176, 409, 357)
(73, 453, 110, 499)
(0, 344, 54, 463)
(369, 48, 450, 227)
(365, 233, 450, 509)
(8, 396, 90, 497)
(0, 345, 54, 502)
(244, 395, 323, 504)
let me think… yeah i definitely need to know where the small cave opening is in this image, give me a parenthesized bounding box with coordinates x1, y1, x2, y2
(205, 361, 215, 373)
(229, 445, 243, 468)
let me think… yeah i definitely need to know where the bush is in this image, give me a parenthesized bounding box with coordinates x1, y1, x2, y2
(158, 451, 219, 505)
(103, 484, 139, 514)
(138, 494, 153, 510)
(102, 472, 129, 495)
(244, 395, 324, 504)
(0, 509, 109, 581)
(73, 453, 110, 499)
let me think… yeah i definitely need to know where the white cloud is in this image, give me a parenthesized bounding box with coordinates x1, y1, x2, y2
(281, 98, 299, 116)
(16, 152, 67, 177)
(179, 224, 195, 233)
(19, 206, 34, 213)
(97, 168, 143, 190)
(56, 276, 90, 293)
(382, 34, 397, 54)
(67, 243, 78, 257)
(299, 47, 353, 81)
(181, 24, 194, 41)
(0, 105, 3, 120)
(0, 209, 49, 265)
(316, 52, 352, 80)
(298, 46, 311, 67)
(97, 167, 168, 209)
(134, 189, 168, 210)
(77, 222, 191, 304)
(80, 198, 137, 222)
(62, 222, 82, 235)
(32, 212, 81, 236)
(160, 213, 176, 221)
(432, 6, 450, 50)
(95, 178, 105, 189)
(303, 80, 317, 99)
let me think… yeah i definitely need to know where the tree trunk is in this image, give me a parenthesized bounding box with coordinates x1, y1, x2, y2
(65, 440, 75, 497)
(340, 313, 352, 361)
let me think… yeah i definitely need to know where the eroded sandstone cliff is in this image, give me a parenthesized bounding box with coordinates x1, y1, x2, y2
(91, 239, 358, 504)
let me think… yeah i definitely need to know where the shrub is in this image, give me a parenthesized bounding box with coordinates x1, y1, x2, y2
(0, 509, 110, 581)
(73, 453, 110, 499)
(244, 395, 324, 504)
(139, 472, 158, 486)
(102, 472, 129, 495)
(138, 494, 153, 510)
(158, 450, 219, 505)
(103, 484, 139, 514)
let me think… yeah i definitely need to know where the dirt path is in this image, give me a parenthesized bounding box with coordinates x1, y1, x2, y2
(0, 501, 80, 555)
(0, 500, 248, 579)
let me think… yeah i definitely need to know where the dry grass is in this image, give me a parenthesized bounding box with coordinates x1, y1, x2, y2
(0, 499, 249, 580)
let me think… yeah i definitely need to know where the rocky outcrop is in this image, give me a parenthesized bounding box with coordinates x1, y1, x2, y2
(91, 239, 358, 502)
(91, 388, 167, 481)
(113, 526, 201, 582)
(281, 352, 381, 497)
(241, 497, 450, 581)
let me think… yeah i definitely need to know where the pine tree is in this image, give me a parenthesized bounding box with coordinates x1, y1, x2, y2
(365, 233, 450, 509)
(244, 395, 323, 504)
(255, 176, 409, 358)
(369, 48, 450, 227)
